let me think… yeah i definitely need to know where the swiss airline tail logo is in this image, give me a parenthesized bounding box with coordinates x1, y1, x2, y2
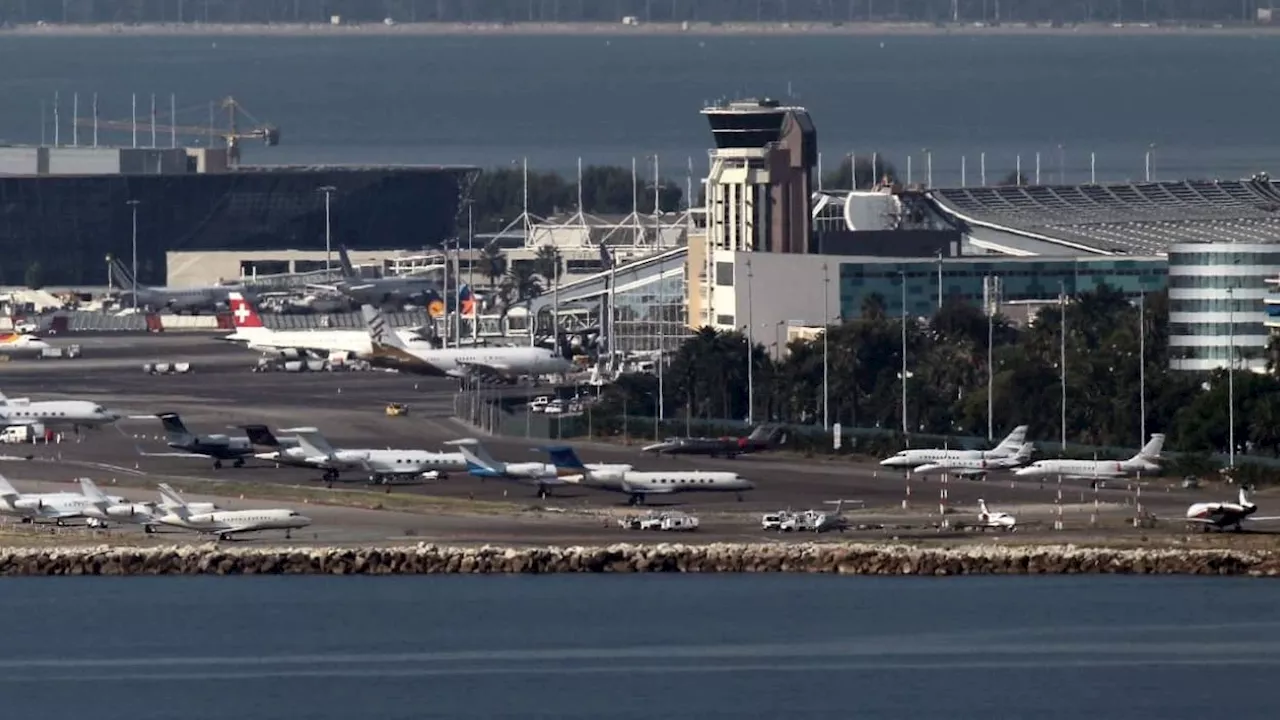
(228, 292, 264, 328)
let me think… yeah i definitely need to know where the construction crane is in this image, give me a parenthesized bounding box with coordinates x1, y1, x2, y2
(74, 96, 280, 165)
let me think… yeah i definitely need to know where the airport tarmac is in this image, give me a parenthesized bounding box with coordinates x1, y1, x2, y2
(0, 334, 1238, 546)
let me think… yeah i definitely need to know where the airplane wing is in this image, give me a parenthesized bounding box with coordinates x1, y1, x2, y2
(455, 361, 519, 383)
(138, 451, 212, 458)
(1247, 516, 1280, 522)
(1182, 517, 1219, 524)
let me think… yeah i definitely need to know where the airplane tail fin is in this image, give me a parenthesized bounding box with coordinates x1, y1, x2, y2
(242, 424, 281, 448)
(1135, 433, 1166, 461)
(445, 439, 505, 474)
(978, 498, 990, 516)
(337, 245, 357, 279)
(1240, 487, 1254, 508)
(78, 478, 110, 504)
(156, 413, 195, 444)
(541, 445, 588, 471)
(0, 473, 19, 500)
(361, 304, 408, 351)
(228, 292, 268, 332)
(996, 425, 1029, 453)
(1014, 442, 1036, 461)
(108, 255, 139, 292)
(156, 483, 192, 516)
(0, 389, 7, 406)
(280, 427, 336, 459)
(459, 283, 476, 318)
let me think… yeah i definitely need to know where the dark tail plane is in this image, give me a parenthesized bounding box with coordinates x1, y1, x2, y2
(242, 424, 280, 448)
(746, 424, 786, 450)
(156, 412, 194, 444)
(337, 245, 357, 279)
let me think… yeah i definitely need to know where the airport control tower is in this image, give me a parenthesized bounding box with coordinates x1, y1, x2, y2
(701, 98, 817, 254)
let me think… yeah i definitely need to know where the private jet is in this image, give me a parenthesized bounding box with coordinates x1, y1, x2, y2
(77, 479, 218, 533)
(641, 425, 786, 458)
(540, 445, 755, 506)
(0, 333, 55, 358)
(149, 484, 311, 541)
(976, 499, 1017, 531)
(1185, 487, 1280, 532)
(1014, 434, 1164, 481)
(273, 427, 467, 487)
(913, 443, 1036, 479)
(879, 425, 1029, 469)
(145, 413, 257, 469)
(0, 390, 122, 432)
(0, 474, 125, 526)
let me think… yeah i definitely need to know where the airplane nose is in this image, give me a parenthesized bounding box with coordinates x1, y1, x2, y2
(1014, 467, 1034, 476)
(878, 458, 894, 466)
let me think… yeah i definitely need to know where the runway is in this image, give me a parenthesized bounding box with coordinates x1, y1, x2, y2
(0, 334, 1228, 546)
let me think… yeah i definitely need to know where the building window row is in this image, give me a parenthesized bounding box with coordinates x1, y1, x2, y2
(1168, 299, 1260, 313)
(1170, 252, 1280, 267)
(1168, 276, 1271, 290)
(1169, 322, 1267, 337)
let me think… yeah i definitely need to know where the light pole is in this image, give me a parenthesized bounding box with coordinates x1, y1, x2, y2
(317, 185, 336, 277)
(126, 199, 140, 309)
(1229, 285, 1235, 468)
(899, 270, 909, 440)
(823, 262, 830, 431)
(746, 255, 755, 425)
(1060, 280, 1067, 452)
(986, 274, 997, 442)
(924, 147, 932, 188)
(1139, 291, 1146, 446)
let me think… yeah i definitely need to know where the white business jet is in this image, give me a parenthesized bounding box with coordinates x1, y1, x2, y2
(0, 390, 122, 432)
(222, 292, 432, 360)
(540, 445, 755, 506)
(1185, 487, 1280, 532)
(361, 305, 573, 383)
(976, 499, 1017, 531)
(880, 426, 1029, 469)
(149, 483, 311, 541)
(0, 474, 125, 526)
(1014, 434, 1164, 481)
(446, 439, 633, 499)
(275, 427, 467, 487)
(0, 332, 54, 358)
(77, 478, 217, 533)
(913, 443, 1036, 479)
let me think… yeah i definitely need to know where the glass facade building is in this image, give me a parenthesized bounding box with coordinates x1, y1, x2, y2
(1167, 243, 1280, 372)
(611, 270, 689, 354)
(838, 256, 1167, 320)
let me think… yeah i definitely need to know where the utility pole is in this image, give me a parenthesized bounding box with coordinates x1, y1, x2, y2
(823, 262, 830, 431)
(1060, 280, 1067, 452)
(317, 186, 337, 277)
(1139, 291, 1146, 446)
(987, 275, 996, 442)
(746, 255, 755, 425)
(900, 271, 909, 440)
(1229, 285, 1236, 469)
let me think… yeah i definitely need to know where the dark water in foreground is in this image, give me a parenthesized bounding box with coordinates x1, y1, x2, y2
(1, 575, 1277, 719)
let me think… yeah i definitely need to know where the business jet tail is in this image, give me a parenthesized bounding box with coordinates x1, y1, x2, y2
(280, 427, 337, 460)
(1133, 433, 1166, 462)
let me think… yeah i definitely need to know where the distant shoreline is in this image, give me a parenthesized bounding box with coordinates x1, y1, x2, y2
(3, 21, 1280, 38)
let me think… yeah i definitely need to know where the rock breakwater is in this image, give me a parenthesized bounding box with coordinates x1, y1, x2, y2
(1, 543, 1278, 576)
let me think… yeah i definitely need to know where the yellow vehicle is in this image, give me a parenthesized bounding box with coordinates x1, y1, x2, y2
(385, 402, 408, 417)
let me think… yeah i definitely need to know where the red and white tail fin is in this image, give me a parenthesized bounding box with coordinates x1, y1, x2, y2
(228, 292, 266, 330)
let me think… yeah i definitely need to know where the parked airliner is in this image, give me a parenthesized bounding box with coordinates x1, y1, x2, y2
(1014, 434, 1164, 480)
(223, 292, 433, 360)
(1185, 487, 1280, 532)
(541, 446, 755, 506)
(879, 426, 1029, 469)
(362, 305, 573, 382)
(0, 333, 54, 358)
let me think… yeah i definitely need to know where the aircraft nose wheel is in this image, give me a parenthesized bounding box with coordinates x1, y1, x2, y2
(213, 460, 223, 469)
(233, 458, 245, 468)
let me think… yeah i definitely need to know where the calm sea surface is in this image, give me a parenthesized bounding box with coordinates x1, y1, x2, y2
(0, 34, 1276, 182)
(0, 575, 1276, 719)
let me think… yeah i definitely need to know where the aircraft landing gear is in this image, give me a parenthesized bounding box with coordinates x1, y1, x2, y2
(217, 532, 231, 541)
(537, 486, 549, 500)
(628, 494, 646, 506)
(285, 529, 292, 540)
(213, 460, 223, 469)
(233, 458, 245, 468)
(736, 493, 744, 502)
(143, 524, 155, 534)
(323, 469, 339, 488)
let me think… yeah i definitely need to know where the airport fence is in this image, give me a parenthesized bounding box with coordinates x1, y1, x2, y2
(453, 396, 1280, 484)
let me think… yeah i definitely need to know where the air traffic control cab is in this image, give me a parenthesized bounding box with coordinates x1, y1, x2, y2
(701, 98, 817, 255)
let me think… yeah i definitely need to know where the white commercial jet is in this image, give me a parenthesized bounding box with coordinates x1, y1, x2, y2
(272, 427, 468, 486)
(1184, 487, 1280, 532)
(540, 445, 756, 506)
(222, 292, 433, 360)
(879, 426, 1029, 470)
(446, 438, 633, 499)
(0, 332, 54, 358)
(1014, 434, 1165, 480)
(0, 474, 125, 526)
(912, 443, 1037, 479)
(150, 483, 312, 541)
(78, 479, 217, 533)
(0, 390, 122, 432)
(361, 305, 574, 383)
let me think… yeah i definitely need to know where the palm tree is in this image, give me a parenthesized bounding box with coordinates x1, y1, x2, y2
(506, 265, 542, 305)
(480, 242, 507, 289)
(533, 246, 562, 285)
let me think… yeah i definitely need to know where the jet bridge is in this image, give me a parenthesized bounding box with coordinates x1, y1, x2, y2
(526, 245, 687, 316)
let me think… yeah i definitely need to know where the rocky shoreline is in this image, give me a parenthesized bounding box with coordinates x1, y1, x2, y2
(0, 542, 1277, 576)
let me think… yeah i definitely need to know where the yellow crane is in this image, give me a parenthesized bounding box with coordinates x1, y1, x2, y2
(74, 96, 280, 165)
